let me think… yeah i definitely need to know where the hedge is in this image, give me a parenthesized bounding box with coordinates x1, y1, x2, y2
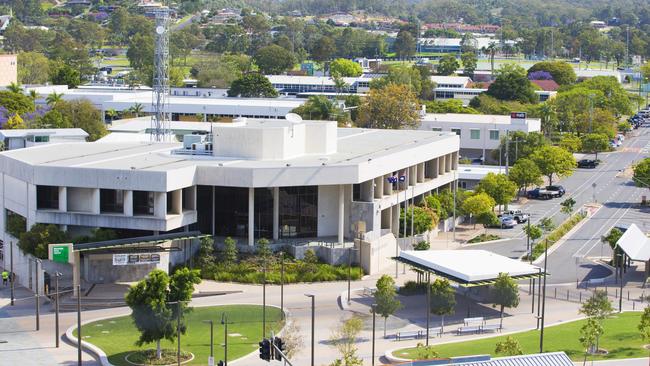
(529, 212, 586, 260)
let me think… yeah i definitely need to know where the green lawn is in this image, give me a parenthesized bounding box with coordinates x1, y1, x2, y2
(74, 305, 283, 366)
(394, 312, 647, 362)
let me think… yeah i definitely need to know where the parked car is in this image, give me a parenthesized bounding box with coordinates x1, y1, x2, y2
(499, 210, 529, 223)
(498, 215, 517, 228)
(577, 159, 599, 168)
(545, 185, 566, 197)
(527, 188, 561, 200)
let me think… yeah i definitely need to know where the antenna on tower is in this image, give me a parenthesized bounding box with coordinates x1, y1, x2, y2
(151, 6, 171, 142)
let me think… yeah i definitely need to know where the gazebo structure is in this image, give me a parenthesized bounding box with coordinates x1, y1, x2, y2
(614, 224, 650, 280)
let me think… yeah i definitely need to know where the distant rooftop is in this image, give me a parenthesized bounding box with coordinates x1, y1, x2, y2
(422, 113, 539, 124)
(0, 128, 88, 138)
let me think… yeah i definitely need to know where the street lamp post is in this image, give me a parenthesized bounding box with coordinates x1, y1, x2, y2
(280, 252, 285, 318)
(305, 294, 315, 366)
(77, 284, 81, 366)
(426, 273, 431, 346)
(221, 313, 228, 366)
(177, 301, 182, 366)
(539, 240, 549, 353)
(262, 259, 267, 338)
(348, 247, 352, 305)
(371, 304, 377, 366)
(55, 272, 61, 348)
(35, 259, 40, 331)
(10, 241, 14, 306)
(202, 320, 214, 366)
(618, 253, 624, 312)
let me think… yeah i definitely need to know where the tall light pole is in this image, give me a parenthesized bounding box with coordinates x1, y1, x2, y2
(202, 320, 214, 366)
(35, 259, 40, 331)
(305, 294, 315, 366)
(426, 273, 431, 346)
(10, 241, 14, 306)
(221, 313, 228, 366)
(55, 272, 61, 348)
(347, 247, 352, 305)
(539, 240, 548, 353)
(618, 253, 624, 312)
(371, 304, 377, 366)
(280, 252, 285, 318)
(77, 284, 81, 366)
(177, 301, 182, 366)
(262, 258, 267, 338)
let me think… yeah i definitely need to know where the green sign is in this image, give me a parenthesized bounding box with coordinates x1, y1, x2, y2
(52, 245, 69, 263)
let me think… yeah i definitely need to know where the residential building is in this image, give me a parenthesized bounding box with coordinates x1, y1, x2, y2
(0, 128, 88, 150)
(0, 54, 17, 87)
(0, 118, 460, 284)
(420, 112, 541, 161)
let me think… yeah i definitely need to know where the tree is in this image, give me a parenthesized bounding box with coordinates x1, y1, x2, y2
(106, 109, 118, 124)
(50, 64, 81, 88)
(437, 54, 459, 76)
(509, 158, 543, 193)
(222, 237, 238, 265)
(414, 342, 439, 360)
(125, 268, 200, 359)
(461, 193, 495, 228)
(196, 236, 215, 270)
(6, 82, 23, 94)
(0, 91, 34, 115)
(254, 45, 296, 75)
(394, 30, 416, 59)
(256, 238, 272, 260)
(130, 103, 144, 118)
(539, 217, 555, 233)
(559, 134, 582, 153)
(18, 223, 68, 259)
(430, 278, 456, 332)
(330, 59, 362, 77)
(192, 54, 251, 88)
(370, 65, 422, 95)
(481, 42, 498, 75)
(54, 100, 107, 141)
(329, 316, 364, 366)
(495, 336, 523, 356)
(399, 206, 438, 236)
(579, 290, 613, 351)
(46, 92, 64, 107)
(560, 198, 576, 215)
(486, 64, 538, 104)
(530, 146, 576, 186)
(491, 273, 520, 328)
(17, 52, 50, 85)
(524, 225, 543, 247)
(638, 306, 650, 364)
(227, 73, 278, 98)
(357, 84, 419, 129)
(581, 133, 610, 160)
(127, 32, 155, 72)
(291, 96, 335, 120)
(634, 158, 650, 189)
(5, 114, 26, 130)
(475, 173, 517, 212)
(311, 36, 336, 64)
(528, 61, 576, 85)
(374, 275, 401, 337)
(460, 52, 478, 78)
(641, 63, 650, 81)
(477, 211, 499, 232)
(580, 318, 603, 363)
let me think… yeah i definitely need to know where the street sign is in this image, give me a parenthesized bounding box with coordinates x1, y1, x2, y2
(48, 243, 74, 264)
(112, 253, 161, 266)
(208, 356, 214, 366)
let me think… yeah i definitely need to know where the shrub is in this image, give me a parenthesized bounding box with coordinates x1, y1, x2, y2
(6, 210, 26, 238)
(468, 234, 500, 243)
(529, 212, 586, 259)
(398, 280, 427, 296)
(414, 241, 430, 250)
(18, 223, 68, 259)
(210, 259, 362, 284)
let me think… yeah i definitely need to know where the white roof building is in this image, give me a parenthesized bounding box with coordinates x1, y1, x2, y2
(0, 128, 88, 150)
(420, 112, 541, 161)
(0, 118, 460, 279)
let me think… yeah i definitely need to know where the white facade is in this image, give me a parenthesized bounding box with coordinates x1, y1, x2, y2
(0, 128, 89, 150)
(420, 113, 541, 160)
(0, 119, 460, 276)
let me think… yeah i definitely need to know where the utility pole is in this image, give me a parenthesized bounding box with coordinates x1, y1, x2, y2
(10, 241, 14, 306)
(305, 294, 315, 366)
(262, 260, 266, 338)
(280, 252, 284, 318)
(539, 240, 548, 353)
(505, 130, 509, 174)
(202, 320, 214, 366)
(55, 272, 61, 348)
(426, 273, 431, 345)
(177, 301, 181, 366)
(371, 304, 377, 366)
(625, 26, 630, 67)
(221, 313, 228, 366)
(35, 259, 40, 331)
(77, 285, 81, 366)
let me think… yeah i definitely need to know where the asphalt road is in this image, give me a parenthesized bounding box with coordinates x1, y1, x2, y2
(467, 126, 650, 284)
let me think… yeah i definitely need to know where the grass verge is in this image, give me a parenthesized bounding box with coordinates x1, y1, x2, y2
(468, 233, 501, 244)
(393, 312, 645, 361)
(74, 305, 282, 366)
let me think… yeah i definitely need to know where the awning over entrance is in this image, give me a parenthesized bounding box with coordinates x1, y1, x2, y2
(616, 224, 650, 261)
(395, 250, 544, 287)
(73, 231, 209, 252)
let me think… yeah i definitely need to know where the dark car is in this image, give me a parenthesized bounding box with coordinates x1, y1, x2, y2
(545, 185, 565, 196)
(577, 159, 599, 168)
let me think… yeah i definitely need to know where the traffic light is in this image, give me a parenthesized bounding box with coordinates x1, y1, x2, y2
(259, 338, 271, 361)
(273, 337, 286, 361)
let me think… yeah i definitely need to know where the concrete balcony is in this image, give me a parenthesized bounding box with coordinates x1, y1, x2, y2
(34, 209, 198, 232)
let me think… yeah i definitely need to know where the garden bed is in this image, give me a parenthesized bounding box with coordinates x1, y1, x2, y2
(526, 212, 586, 260)
(467, 234, 501, 244)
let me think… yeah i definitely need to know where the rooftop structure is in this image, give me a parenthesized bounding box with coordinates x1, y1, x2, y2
(420, 112, 541, 161)
(0, 128, 88, 150)
(446, 352, 573, 366)
(1, 119, 460, 282)
(457, 164, 507, 189)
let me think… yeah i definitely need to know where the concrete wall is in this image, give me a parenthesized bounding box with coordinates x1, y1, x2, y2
(358, 232, 398, 275)
(317, 185, 339, 237)
(290, 244, 356, 267)
(67, 187, 97, 213)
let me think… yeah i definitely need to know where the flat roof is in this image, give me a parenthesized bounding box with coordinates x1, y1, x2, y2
(458, 164, 506, 180)
(398, 250, 543, 285)
(0, 128, 88, 138)
(422, 113, 539, 124)
(447, 352, 573, 366)
(109, 118, 213, 133)
(616, 223, 650, 261)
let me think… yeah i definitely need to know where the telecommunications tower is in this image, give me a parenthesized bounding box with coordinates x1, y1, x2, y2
(151, 7, 171, 142)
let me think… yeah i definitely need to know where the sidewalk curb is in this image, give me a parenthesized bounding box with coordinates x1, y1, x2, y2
(63, 303, 288, 366)
(532, 205, 602, 265)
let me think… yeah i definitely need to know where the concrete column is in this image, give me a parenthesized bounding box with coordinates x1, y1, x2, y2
(446, 153, 452, 172)
(154, 192, 166, 218)
(170, 190, 182, 214)
(72, 250, 81, 297)
(452, 151, 459, 170)
(91, 188, 100, 214)
(383, 174, 392, 195)
(272, 187, 279, 241)
(409, 165, 416, 186)
(361, 179, 373, 202)
(124, 190, 133, 216)
(248, 187, 254, 246)
(391, 204, 400, 236)
(58, 187, 67, 212)
(375, 177, 384, 199)
(439, 155, 446, 175)
(338, 184, 345, 244)
(418, 162, 425, 182)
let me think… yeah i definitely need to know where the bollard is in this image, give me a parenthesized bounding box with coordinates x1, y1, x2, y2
(567, 289, 569, 301)
(554, 288, 557, 298)
(579, 292, 582, 302)
(616, 289, 618, 298)
(605, 286, 608, 296)
(628, 291, 630, 301)
(634, 302, 636, 311)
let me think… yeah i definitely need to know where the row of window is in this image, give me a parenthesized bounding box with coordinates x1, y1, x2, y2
(432, 128, 500, 140)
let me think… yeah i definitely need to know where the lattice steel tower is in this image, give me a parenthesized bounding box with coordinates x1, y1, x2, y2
(150, 7, 171, 142)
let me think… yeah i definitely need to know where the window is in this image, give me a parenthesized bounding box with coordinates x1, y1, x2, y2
(37, 185, 59, 210)
(470, 129, 480, 140)
(451, 128, 461, 136)
(431, 127, 442, 132)
(33, 135, 49, 143)
(133, 191, 154, 216)
(489, 130, 500, 140)
(100, 189, 124, 214)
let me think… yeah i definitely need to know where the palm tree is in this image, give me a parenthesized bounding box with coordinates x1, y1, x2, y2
(106, 109, 118, 124)
(46, 92, 64, 107)
(481, 42, 499, 76)
(7, 82, 23, 94)
(130, 103, 144, 117)
(538, 102, 557, 137)
(29, 90, 38, 102)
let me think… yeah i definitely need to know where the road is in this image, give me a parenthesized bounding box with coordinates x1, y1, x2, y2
(467, 126, 650, 284)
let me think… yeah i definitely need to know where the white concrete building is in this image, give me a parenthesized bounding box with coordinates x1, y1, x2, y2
(0, 118, 460, 280)
(0, 128, 89, 150)
(420, 112, 541, 161)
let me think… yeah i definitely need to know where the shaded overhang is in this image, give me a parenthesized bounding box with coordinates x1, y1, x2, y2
(73, 231, 209, 252)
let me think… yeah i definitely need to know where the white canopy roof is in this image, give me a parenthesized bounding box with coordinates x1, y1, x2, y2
(399, 250, 542, 283)
(616, 224, 650, 261)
